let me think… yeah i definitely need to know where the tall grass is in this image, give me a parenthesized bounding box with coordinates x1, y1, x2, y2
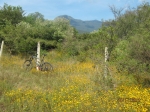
(0, 51, 150, 112)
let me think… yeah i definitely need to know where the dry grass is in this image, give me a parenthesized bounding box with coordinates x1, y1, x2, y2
(0, 51, 150, 112)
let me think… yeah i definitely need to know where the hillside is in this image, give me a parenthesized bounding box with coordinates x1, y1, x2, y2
(56, 15, 102, 33)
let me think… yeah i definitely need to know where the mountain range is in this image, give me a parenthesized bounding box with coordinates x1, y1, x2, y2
(56, 15, 102, 33)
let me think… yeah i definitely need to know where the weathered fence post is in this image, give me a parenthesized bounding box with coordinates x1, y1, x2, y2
(0, 41, 4, 57)
(104, 47, 108, 78)
(37, 41, 40, 70)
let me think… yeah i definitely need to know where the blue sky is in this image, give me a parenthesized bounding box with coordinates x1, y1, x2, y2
(0, 0, 149, 21)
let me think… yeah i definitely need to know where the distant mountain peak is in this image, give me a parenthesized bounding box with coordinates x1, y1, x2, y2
(57, 15, 73, 20)
(56, 15, 102, 33)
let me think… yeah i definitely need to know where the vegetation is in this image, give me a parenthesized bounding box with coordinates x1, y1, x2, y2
(0, 2, 150, 112)
(1, 52, 150, 112)
(0, 3, 75, 54)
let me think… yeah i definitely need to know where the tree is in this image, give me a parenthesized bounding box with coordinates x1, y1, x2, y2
(24, 12, 44, 25)
(0, 3, 24, 25)
(109, 5, 124, 19)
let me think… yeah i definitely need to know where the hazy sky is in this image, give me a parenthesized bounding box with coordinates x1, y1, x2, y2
(0, 0, 149, 21)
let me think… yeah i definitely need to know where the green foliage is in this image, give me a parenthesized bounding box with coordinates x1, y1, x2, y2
(111, 40, 129, 61)
(0, 3, 24, 25)
(129, 34, 150, 64)
(107, 2, 150, 86)
(0, 4, 75, 54)
(24, 12, 44, 25)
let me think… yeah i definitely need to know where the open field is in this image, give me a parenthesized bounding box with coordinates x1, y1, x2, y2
(0, 51, 150, 112)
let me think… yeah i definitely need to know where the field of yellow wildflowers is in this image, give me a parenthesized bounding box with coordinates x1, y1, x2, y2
(0, 51, 150, 112)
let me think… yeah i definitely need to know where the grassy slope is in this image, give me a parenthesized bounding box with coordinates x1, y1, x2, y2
(0, 51, 150, 112)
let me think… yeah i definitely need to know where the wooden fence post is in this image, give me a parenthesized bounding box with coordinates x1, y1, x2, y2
(104, 47, 108, 78)
(0, 41, 4, 57)
(37, 41, 40, 70)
